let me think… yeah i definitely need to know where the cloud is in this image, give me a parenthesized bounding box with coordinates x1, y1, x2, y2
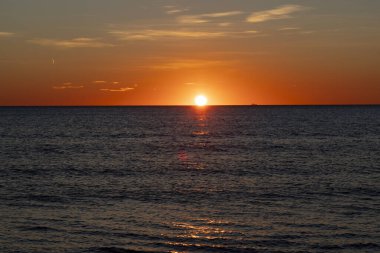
(278, 27, 300, 31)
(110, 30, 226, 40)
(178, 11, 243, 24)
(164, 5, 188, 15)
(277, 27, 315, 35)
(0, 32, 15, 37)
(247, 5, 305, 23)
(100, 87, 135, 92)
(93, 80, 122, 85)
(166, 9, 186, 14)
(185, 82, 202, 86)
(53, 82, 84, 89)
(29, 37, 113, 49)
(243, 30, 259, 34)
(219, 22, 232, 27)
(149, 59, 228, 70)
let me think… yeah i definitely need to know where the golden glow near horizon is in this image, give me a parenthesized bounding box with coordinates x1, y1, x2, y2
(194, 95, 208, 107)
(0, 1, 379, 105)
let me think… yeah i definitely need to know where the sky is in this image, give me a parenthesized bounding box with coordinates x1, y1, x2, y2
(0, 0, 379, 105)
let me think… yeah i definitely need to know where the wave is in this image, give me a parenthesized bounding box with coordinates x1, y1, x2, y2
(91, 247, 162, 253)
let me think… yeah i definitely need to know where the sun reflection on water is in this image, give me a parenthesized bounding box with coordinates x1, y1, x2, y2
(172, 218, 235, 239)
(191, 130, 209, 136)
(176, 107, 212, 170)
(163, 217, 238, 251)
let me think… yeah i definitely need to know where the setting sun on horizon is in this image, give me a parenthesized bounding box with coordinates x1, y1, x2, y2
(194, 95, 208, 107)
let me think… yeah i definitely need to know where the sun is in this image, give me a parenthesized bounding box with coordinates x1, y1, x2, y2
(194, 95, 208, 107)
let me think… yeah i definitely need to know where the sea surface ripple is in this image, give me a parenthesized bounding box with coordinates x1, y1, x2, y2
(1, 106, 379, 253)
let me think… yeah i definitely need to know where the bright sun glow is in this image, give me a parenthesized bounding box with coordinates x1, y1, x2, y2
(194, 95, 208, 106)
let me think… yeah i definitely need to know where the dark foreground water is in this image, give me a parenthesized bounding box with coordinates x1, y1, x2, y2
(0, 106, 379, 253)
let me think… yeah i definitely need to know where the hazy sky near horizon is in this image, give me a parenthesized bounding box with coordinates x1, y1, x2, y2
(0, 0, 379, 105)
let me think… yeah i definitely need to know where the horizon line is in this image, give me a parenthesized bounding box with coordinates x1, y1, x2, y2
(0, 104, 379, 107)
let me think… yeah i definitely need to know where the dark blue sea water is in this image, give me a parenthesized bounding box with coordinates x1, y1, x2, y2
(1, 106, 379, 253)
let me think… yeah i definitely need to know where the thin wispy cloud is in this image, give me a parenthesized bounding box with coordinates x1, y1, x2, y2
(219, 22, 232, 27)
(278, 27, 315, 35)
(149, 59, 229, 70)
(278, 27, 300, 31)
(29, 37, 113, 49)
(93, 80, 122, 84)
(0, 32, 15, 37)
(164, 5, 188, 15)
(110, 28, 262, 41)
(100, 87, 135, 92)
(53, 82, 84, 89)
(247, 5, 305, 23)
(110, 30, 226, 40)
(243, 30, 259, 34)
(178, 11, 243, 24)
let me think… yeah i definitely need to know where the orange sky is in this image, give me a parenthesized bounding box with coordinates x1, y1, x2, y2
(0, 0, 379, 105)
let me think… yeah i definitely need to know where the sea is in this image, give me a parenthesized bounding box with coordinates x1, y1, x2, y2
(0, 106, 379, 253)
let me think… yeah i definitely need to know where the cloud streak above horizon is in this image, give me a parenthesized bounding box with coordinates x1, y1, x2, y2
(29, 37, 113, 49)
(0, 32, 15, 37)
(247, 5, 305, 23)
(164, 5, 188, 15)
(177, 11, 243, 24)
(53, 82, 84, 89)
(147, 59, 231, 70)
(110, 29, 226, 40)
(100, 87, 135, 92)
